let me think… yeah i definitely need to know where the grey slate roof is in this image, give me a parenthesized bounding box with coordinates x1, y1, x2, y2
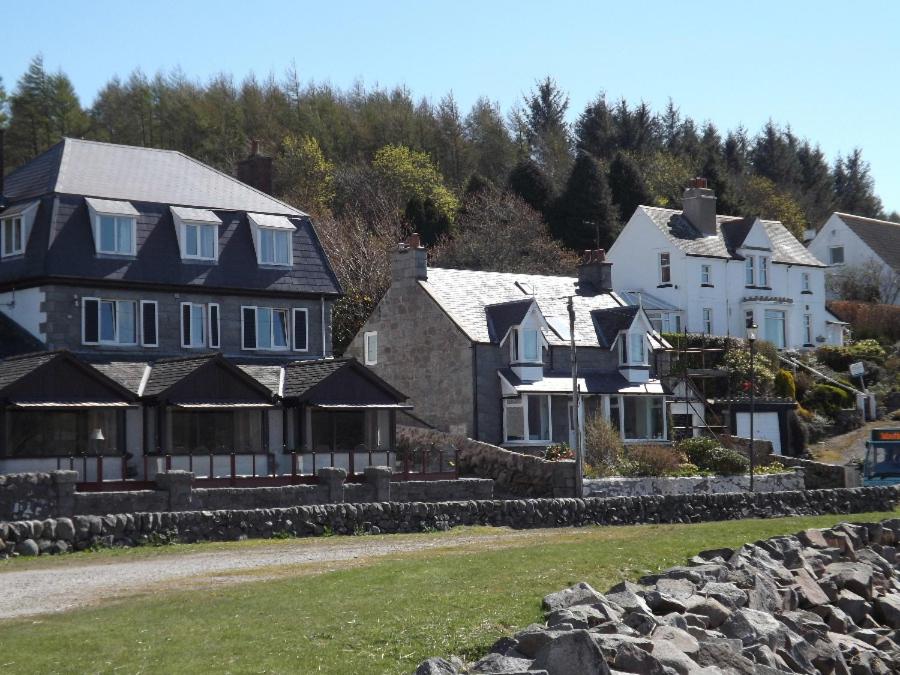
(3, 138, 304, 215)
(420, 267, 626, 347)
(282, 358, 353, 399)
(592, 306, 639, 349)
(238, 365, 283, 396)
(833, 212, 900, 272)
(640, 206, 824, 267)
(0, 312, 45, 358)
(141, 354, 217, 398)
(485, 299, 534, 343)
(91, 361, 150, 396)
(0, 351, 58, 393)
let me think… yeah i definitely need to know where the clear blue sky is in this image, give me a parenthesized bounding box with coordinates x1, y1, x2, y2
(3, 1, 899, 215)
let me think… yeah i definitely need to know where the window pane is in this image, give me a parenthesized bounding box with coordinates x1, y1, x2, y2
(257, 308, 273, 349)
(505, 404, 524, 442)
(334, 412, 366, 451)
(142, 302, 157, 346)
(2, 220, 10, 254)
(100, 301, 116, 342)
(242, 308, 257, 349)
(745, 257, 754, 285)
(118, 301, 136, 344)
(260, 229, 274, 263)
(609, 397, 621, 431)
(185, 224, 198, 256)
(629, 333, 644, 363)
(764, 309, 785, 349)
(650, 398, 664, 439)
(5, 409, 119, 457)
(273, 310, 288, 348)
(527, 395, 549, 440)
(294, 310, 308, 350)
(100, 217, 117, 252)
(182, 304, 192, 346)
(311, 410, 333, 452)
(274, 230, 291, 264)
(209, 305, 219, 348)
(191, 305, 205, 346)
(116, 217, 133, 253)
(200, 225, 216, 258)
(524, 330, 538, 361)
(83, 299, 99, 343)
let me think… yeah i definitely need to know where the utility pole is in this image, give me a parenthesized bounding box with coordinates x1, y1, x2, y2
(568, 296, 583, 498)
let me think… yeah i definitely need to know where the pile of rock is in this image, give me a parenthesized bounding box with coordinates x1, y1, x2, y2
(417, 518, 900, 674)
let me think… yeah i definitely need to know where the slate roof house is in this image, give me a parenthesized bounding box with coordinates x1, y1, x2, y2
(0, 139, 408, 481)
(806, 212, 900, 305)
(347, 238, 674, 450)
(606, 179, 844, 350)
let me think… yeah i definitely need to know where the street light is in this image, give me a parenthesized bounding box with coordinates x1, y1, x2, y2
(746, 324, 758, 492)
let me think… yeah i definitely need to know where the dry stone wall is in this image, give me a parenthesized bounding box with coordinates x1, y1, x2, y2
(1, 486, 897, 558)
(456, 438, 577, 498)
(583, 470, 805, 498)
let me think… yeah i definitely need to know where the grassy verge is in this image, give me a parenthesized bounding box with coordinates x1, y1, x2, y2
(2, 510, 897, 674)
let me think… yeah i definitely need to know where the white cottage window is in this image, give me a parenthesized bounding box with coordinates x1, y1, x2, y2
(503, 395, 551, 443)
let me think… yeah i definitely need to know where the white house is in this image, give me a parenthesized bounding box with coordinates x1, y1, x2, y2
(806, 212, 900, 305)
(607, 179, 844, 350)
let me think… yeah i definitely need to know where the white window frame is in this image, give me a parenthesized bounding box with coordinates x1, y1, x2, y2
(702, 308, 713, 334)
(1, 216, 24, 257)
(82, 296, 138, 346)
(140, 300, 158, 347)
(745, 256, 755, 286)
(181, 302, 207, 349)
(208, 303, 220, 349)
(258, 227, 293, 267)
(182, 221, 219, 262)
(364, 331, 378, 365)
(523, 328, 540, 362)
(509, 327, 520, 362)
(619, 331, 648, 366)
(247, 306, 290, 351)
(292, 308, 309, 352)
(94, 214, 137, 256)
(700, 264, 711, 285)
(829, 246, 845, 265)
(801, 272, 811, 292)
(621, 395, 667, 442)
(503, 394, 552, 444)
(759, 257, 769, 287)
(658, 252, 671, 284)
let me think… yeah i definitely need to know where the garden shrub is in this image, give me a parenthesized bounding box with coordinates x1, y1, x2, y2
(805, 383, 852, 417)
(816, 339, 886, 373)
(774, 369, 797, 399)
(756, 461, 787, 475)
(618, 444, 684, 477)
(676, 436, 750, 475)
(584, 414, 625, 477)
(544, 443, 574, 461)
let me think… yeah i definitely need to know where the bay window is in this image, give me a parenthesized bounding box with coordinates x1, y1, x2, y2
(503, 394, 551, 443)
(619, 331, 647, 365)
(83, 298, 137, 345)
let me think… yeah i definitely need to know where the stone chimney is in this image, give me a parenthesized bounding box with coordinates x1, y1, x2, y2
(236, 139, 273, 195)
(682, 177, 718, 236)
(577, 249, 613, 293)
(392, 233, 427, 283)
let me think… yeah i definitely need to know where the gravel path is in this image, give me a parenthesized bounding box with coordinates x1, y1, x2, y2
(0, 531, 529, 620)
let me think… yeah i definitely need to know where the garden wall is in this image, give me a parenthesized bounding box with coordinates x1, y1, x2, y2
(2, 486, 897, 556)
(771, 454, 861, 489)
(0, 469, 494, 521)
(583, 469, 804, 498)
(455, 437, 577, 498)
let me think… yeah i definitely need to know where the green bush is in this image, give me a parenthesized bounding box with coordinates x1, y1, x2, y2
(773, 369, 796, 399)
(756, 461, 788, 475)
(816, 339, 887, 372)
(805, 383, 852, 417)
(544, 443, 574, 461)
(676, 437, 750, 475)
(618, 444, 684, 477)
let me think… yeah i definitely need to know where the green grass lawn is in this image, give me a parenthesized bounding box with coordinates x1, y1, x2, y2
(2, 510, 897, 674)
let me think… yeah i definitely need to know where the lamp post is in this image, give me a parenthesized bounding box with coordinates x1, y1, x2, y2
(746, 324, 758, 492)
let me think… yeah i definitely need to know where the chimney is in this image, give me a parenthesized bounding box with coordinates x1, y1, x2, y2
(577, 249, 613, 293)
(392, 233, 428, 283)
(682, 177, 718, 236)
(236, 139, 273, 195)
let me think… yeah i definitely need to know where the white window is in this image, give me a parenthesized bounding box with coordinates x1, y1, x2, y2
(700, 264, 711, 285)
(208, 304, 220, 349)
(259, 228, 292, 266)
(801, 272, 811, 292)
(184, 223, 218, 260)
(82, 298, 137, 345)
(1, 216, 24, 257)
(661, 312, 681, 334)
(509, 327, 520, 362)
(181, 303, 207, 348)
(620, 331, 647, 365)
(523, 329, 540, 362)
(658, 252, 671, 284)
(140, 300, 158, 347)
(759, 257, 769, 287)
(242, 306, 290, 351)
(702, 308, 713, 334)
(293, 308, 309, 352)
(97, 215, 135, 255)
(745, 256, 755, 286)
(364, 331, 378, 365)
(764, 309, 786, 349)
(804, 313, 813, 346)
(829, 246, 845, 265)
(503, 394, 551, 443)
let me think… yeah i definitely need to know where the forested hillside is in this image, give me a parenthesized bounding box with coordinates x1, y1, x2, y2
(0, 56, 892, 347)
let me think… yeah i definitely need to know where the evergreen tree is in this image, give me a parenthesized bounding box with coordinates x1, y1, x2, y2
(464, 97, 516, 186)
(431, 92, 471, 189)
(750, 121, 800, 187)
(608, 152, 651, 222)
(552, 152, 617, 250)
(612, 99, 658, 156)
(575, 95, 616, 161)
(724, 127, 749, 175)
(0, 76, 9, 129)
(464, 173, 493, 197)
(512, 77, 572, 189)
(833, 149, 883, 217)
(796, 141, 835, 226)
(404, 195, 451, 246)
(508, 158, 554, 214)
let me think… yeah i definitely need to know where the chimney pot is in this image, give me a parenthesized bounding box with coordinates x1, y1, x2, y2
(682, 178, 717, 236)
(250, 139, 260, 156)
(393, 233, 427, 282)
(578, 248, 612, 293)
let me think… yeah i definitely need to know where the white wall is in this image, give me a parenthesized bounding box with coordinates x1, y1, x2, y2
(0, 287, 46, 341)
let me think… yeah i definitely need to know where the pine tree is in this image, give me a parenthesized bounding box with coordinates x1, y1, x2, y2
(552, 153, 617, 250)
(575, 95, 616, 161)
(404, 195, 451, 246)
(512, 77, 572, 189)
(750, 121, 800, 187)
(0, 76, 9, 129)
(833, 149, 883, 217)
(508, 158, 554, 215)
(464, 97, 516, 186)
(724, 127, 749, 175)
(796, 141, 835, 226)
(608, 152, 651, 222)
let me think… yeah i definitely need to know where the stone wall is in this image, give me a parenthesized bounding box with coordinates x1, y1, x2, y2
(456, 437, 578, 498)
(583, 469, 804, 498)
(771, 454, 861, 489)
(0, 468, 494, 521)
(2, 486, 897, 557)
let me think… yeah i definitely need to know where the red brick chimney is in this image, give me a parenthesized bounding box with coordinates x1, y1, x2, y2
(578, 249, 613, 293)
(236, 139, 273, 195)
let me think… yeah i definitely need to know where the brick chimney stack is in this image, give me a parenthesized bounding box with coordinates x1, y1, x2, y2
(237, 139, 273, 195)
(392, 233, 427, 283)
(682, 177, 718, 236)
(577, 249, 613, 293)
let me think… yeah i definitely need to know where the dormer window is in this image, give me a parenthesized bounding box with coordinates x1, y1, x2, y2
(619, 331, 647, 365)
(248, 213, 295, 267)
(1, 216, 23, 257)
(523, 329, 539, 361)
(86, 198, 138, 256)
(510, 326, 542, 364)
(171, 207, 221, 262)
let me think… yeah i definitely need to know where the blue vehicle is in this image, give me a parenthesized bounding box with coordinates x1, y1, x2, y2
(863, 428, 900, 486)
